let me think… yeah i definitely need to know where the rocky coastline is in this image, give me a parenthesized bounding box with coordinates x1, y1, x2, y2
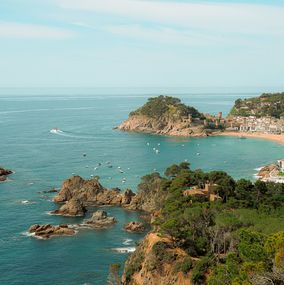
(27, 174, 159, 240)
(116, 114, 210, 137)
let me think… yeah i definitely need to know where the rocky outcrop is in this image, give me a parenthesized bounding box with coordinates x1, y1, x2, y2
(84, 210, 116, 228)
(126, 173, 167, 213)
(117, 115, 207, 137)
(51, 197, 86, 216)
(257, 164, 278, 179)
(53, 176, 136, 207)
(122, 233, 192, 285)
(28, 224, 76, 239)
(0, 167, 13, 182)
(124, 221, 145, 233)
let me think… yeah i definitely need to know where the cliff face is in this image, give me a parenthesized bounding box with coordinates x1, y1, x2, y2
(117, 115, 207, 137)
(122, 233, 192, 285)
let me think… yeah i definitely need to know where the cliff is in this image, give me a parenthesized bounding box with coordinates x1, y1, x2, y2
(122, 233, 193, 285)
(229, 92, 284, 118)
(116, 96, 221, 137)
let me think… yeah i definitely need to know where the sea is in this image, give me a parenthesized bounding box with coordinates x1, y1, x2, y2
(1, 87, 284, 285)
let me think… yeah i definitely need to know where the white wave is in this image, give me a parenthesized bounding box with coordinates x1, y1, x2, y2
(254, 167, 264, 171)
(123, 238, 133, 245)
(22, 231, 36, 237)
(20, 200, 36, 205)
(112, 247, 136, 253)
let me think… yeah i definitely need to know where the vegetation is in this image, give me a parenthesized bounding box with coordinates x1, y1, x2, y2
(129, 95, 203, 120)
(230, 92, 284, 118)
(107, 264, 121, 285)
(139, 162, 284, 284)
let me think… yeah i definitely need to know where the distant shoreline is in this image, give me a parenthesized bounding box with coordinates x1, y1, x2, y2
(215, 131, 284, 145)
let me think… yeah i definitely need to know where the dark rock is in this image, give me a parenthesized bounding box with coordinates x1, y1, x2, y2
(52, 197, 87, 216)
(28, 224, 76, 239)
(84, 210, 116, 228)
(124, 221, 145, 232)
(0, 167, 13, 182)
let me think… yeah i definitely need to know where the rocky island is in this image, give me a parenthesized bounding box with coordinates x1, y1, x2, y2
(28, 224, 76, 239)
(117, 95, 224, 137)
(0, 167, 13, 182)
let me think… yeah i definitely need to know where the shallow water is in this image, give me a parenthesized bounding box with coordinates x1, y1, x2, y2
(1, 89, 284, 284)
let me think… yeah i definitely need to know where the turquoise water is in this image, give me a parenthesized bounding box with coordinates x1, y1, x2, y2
(1, 89, 284, 285)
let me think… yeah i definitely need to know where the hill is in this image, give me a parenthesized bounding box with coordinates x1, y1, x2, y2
(116, 96, 222, 137)
(230, 92, 284, 118)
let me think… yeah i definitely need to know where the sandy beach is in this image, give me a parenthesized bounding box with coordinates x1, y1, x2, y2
(216, 131, 284, 145)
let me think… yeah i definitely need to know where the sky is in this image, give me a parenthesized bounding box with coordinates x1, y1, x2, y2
(0, 0, 284, 88)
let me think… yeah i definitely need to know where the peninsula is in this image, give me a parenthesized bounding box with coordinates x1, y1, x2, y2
(116, 95, 224, 137)
(121, 162, 284, 285)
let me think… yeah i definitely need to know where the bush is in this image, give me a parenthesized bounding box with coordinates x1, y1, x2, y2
(125, 252, 145, 282)
(191, 256, 212, 285)
(152, 241, 176, 263)
(174, 256, 193, 275)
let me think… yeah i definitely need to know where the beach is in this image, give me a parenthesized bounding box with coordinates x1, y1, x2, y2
(216, 131, 284, 145)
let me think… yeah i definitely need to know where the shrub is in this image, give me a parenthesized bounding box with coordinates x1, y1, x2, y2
(174, 256, 193, 275)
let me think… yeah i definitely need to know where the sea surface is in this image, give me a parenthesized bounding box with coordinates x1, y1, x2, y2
(1, 88, 284, 285)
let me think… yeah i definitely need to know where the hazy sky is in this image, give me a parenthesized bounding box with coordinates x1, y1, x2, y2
(1, 0, 284, 88)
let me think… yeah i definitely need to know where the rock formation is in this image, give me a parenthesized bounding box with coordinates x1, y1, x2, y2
(53, 176, 136, 207)
(28, 224, 76, 239)
(122, 233, 192, 285)
(51, 197, 87, 216)
(84, 210, 116, 228)
(0, 167, 13, 182)
(257, 164, 278, 179)
(124, 221, 145, 233)
(117, 114, 208, 137)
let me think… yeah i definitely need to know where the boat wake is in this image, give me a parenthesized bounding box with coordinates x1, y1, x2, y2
(49, 128, 95, 139)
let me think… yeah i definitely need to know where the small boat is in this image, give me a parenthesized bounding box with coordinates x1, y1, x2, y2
(50, 128, 62, 134)
(196, 153, 200, 156)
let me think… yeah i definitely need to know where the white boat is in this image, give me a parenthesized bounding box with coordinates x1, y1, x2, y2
(50, 128, 63, 134)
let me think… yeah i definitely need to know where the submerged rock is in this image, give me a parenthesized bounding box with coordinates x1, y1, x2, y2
(124, 221, 145, 233)
(84, 210, 116, 228)
(52, 197, 87, 216)
(28, 224, 76, 239)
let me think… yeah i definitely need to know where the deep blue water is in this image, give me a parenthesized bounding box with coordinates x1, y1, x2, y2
(1, 89, 284, 285)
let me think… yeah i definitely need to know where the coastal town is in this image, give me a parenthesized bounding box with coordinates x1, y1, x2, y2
(224, 115, 284, 134)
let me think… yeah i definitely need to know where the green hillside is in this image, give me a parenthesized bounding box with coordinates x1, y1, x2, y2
(230, 92, 284, 118)
(129, 95, 203, 120)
